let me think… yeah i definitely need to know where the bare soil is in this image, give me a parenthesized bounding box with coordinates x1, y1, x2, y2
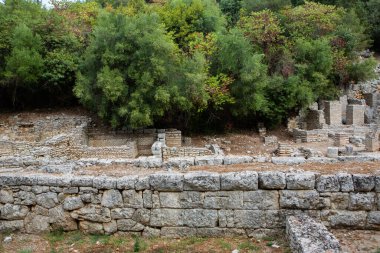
(333, 229, 380, 253)
(0, 232, 289, 253)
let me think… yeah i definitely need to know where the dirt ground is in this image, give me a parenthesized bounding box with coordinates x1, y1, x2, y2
(0, 232, 289, 253)
(333, 229, 380, 253)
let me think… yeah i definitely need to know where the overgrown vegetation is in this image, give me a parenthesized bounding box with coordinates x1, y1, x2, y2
(0, 0, 378, 131)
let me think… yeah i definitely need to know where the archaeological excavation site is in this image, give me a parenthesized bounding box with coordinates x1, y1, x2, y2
(0, 71, 380, 253)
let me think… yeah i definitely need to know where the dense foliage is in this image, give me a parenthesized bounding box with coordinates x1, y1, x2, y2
(0, 0, 378, 131)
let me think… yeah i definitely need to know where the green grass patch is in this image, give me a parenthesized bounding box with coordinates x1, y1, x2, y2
(17, 250, 33, 253)
(90, 234, 110, 244)
(217, 239, 232, 251)
(238, 241, 260, 251)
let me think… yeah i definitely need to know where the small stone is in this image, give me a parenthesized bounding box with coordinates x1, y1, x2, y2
(3, 236, 12, 243)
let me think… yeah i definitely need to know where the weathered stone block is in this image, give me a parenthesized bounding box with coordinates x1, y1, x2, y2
(70, 204, 111, 223)
(0, 189, 14, 204)
(116, 176, 137, 190)
(101, 189, 123, 208)
(375, 176, 380, 192)
(259, 172, 286, 190)
(184, 172, 220, 191)
(316, 175, 339, 192)
(286, 173, 315, 190)
(143, 227, 160, 237)
(103, 220, 117, 234)
(117, 219, 144, 231)
(14, 191, 36, 205)
(149, 173, 184, 191)
(194, 156, 223, 166)
(352, 174, 375, 192)
(25, 213, 50, 234)
(63, 187, 79, 194)
(159, 192, 203, 209)
(328, 210, 367, 228)
(337, 173, 354, 192)
(243, 190, 279, 210)
(218, 210, 234, 228)
(132, 209, 150, 225)
(93, 177, 117, 189)
(234, 210, 265, 228)
(150, 209, 182, 227)
(0, 204, 29, 220)
(71, 176, 94, 187)
(135, 176, 150, 190)
(122, 190, 143, 208)
(182, 209, 218, 227)
(220, 171, 258, 190)
(286, 215, 341, 253)
(330, 193, 349, 210)
(280, 190, 323, 209)
(63, 196, 84, 211)
(79, 221, 104, 234)
(204, 191, 243, 209)
(367, 211, 380, 229)
(110, 208, 134, 219)
(223, 156, 253, 165)
(0, 220, 24, 232)
(49, 206, 78, 231)
(35, 192, 59, 209)
(348, 192, 375, 211)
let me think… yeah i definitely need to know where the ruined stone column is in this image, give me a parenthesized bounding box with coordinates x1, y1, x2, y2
(324, 101, 342, 125)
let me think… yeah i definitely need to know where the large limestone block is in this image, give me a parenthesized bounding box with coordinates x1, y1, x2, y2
(243, 190, 279, 210)
(259, 172, 286, 190)
(101, 189, 123, 208)
(122, 190, 143, 208)
(234, 210, 265, 228)
(204, 191, 243, 209)
(63, 196, 84, 211)
(149, 173, 184, 191)
(327, 210, 367, 228)
(348, 192, 376, 211)
(352, 174, 375, 192)
(0, 204, 29, 220)
(36, 192, 59, 209)
(220, 171, 258, 190)
(159, 191, 204, 209)
(280, 190, 324, 209)
(184, 172, 220, 191)
(25, 213, 50, 234)
(70, 204, 111, 223)
(110, 208, 135, 219)
(286, 173, 315, 190)
(0, 189, 14, 204)
(316, 175, 339, 192)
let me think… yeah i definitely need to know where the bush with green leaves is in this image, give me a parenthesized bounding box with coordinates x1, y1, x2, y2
(74, 11, 209, 128)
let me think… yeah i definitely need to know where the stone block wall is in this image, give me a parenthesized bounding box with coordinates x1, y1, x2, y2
(165, 130, 182, 148)
(305, 109, 325, 130)
(293, 129, 328, 143)
(347, 105, 365, 125)
(162, 147, 213, 160)
(324, 101, 342, 126)
(1, 172, 379, 236)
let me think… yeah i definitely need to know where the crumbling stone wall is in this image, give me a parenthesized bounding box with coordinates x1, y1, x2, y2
(1, 172, 379, 236)
(162, 147, 213, 160)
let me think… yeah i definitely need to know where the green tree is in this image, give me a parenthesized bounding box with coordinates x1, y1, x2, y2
(241, 0, 291, 12)
(3, 24, 43, 107)
(74, 11, 209, 128)
(212, 28, 268, 117)
(157, 0, 225, 51)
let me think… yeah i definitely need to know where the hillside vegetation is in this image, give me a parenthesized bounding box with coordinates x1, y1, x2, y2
(0, 0, 379, 131)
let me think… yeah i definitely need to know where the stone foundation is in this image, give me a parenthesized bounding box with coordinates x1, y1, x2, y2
(1, 172, 379, 236)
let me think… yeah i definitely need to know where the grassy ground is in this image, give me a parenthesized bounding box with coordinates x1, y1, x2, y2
(0, 230, 290, 253)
